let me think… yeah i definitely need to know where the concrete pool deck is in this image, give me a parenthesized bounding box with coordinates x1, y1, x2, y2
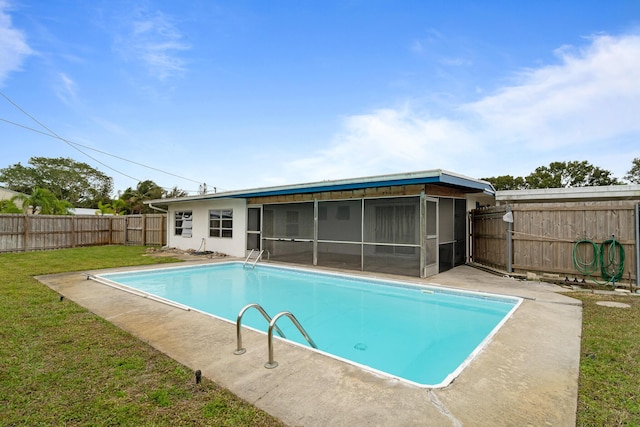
(38, 262, 581, 426)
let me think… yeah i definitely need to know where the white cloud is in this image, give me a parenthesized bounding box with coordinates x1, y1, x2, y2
(287, 105, 477, 182)
(0, 1, 34, 86)
(464, 33, 640, 148)
(54, 72, 78, 104)
(282, 33, 640, 182)
(116, 8, 190, 81)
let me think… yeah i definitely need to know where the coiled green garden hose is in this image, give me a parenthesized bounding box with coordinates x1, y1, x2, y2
(572, 237, 625, 286)
(572, 239, 600, 276)
(600, 238, 625, 283)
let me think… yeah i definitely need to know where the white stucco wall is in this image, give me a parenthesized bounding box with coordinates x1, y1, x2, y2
(167, 198, 247, 257)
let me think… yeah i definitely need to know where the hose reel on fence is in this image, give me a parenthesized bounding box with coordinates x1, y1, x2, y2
(572, 236, 625, 287)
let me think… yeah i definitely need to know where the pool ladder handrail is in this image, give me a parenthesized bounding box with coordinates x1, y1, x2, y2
(233, 303, 317, 369)
(265, 311, 317, 369)
(234, 303, 286, 355)
(243, 249, 269, 268)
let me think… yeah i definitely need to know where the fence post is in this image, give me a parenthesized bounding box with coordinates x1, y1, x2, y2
(635, 203, 639, 289)
(503, 206, 514, 274)
(71, 216, 76, 248)
(142, 215, 147, 246)
(23, 214, 29, 252)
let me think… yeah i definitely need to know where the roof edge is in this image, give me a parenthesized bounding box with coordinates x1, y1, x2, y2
(147, 169, 494, 204)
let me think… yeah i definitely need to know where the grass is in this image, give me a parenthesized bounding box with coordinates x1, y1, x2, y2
(2, 246, 639, 425)
(571, 291, 640, 426)
(0, 246, 285, 427)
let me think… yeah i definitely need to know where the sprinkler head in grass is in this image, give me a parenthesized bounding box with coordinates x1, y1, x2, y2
(195, 369, 202, 384)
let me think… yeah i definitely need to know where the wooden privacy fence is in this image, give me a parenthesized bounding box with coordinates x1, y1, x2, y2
(470, 202, 639, 283)
(0, 214, 166, 253)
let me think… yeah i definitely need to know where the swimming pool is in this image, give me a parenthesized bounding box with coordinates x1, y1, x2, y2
(97, 262, 521, 387)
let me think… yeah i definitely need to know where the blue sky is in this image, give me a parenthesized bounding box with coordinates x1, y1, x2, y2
(1, 0, 640, 196)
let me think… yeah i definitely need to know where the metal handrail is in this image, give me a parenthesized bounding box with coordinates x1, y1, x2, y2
(243, 249, 256, 267)
(244, 249, 269, 268)
(265, 311, 317, 369)
(234, 303, 285, 355)
(250, 250, 264, 268)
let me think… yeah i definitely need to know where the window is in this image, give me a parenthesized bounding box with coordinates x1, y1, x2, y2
(175, 211, 192, 237)
(209, 209, 233, 238)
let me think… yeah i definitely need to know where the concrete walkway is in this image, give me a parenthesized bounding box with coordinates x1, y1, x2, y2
(38, 263, 581, 426)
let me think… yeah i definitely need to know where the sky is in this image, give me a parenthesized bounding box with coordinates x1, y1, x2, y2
(1, 0, 640, 197)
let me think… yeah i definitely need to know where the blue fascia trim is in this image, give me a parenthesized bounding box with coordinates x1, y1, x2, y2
(229, 174, 488, 198)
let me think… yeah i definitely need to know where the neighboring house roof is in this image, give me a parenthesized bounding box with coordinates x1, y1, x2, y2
(147, 169, 496, 205)
(70, 208, 100, 215)
(0, 187, 25, 200)
(496, 184, 640, 204)
(0, 187, 25, 208)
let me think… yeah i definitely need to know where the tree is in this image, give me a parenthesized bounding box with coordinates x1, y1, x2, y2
(96, 201, 116, 215)
(524, 161, 620, 189)
(165, 186, 189, 199)
(111, 198, 128, 215)
(0, 157, 113, 208)
(481, 175, 528, 191)
(121, 180, 165, 214)
(13, 187, 73, 215)
(0, 199, 22, 213)
(625, 158, 640, 184)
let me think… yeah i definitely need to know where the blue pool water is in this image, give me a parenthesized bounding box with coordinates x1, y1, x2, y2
(99, 262, 521, 387)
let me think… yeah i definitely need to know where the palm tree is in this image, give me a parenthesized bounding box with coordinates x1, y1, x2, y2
(111, 198, 127, 215)
(121, 180, 165, 214)
(13, 187, 73, 215)
(0, 199, 22, 213)
(165, 186, 188, 198)
(96, 201, 116, 215)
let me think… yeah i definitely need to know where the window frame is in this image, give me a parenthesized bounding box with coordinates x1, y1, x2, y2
(209, 209, 233, 238)
(174, 211, 193, 237)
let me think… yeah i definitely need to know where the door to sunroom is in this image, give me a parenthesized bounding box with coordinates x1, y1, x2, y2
(246, 207, 262, 253)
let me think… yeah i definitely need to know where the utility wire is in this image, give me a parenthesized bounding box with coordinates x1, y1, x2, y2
(0, 117, 202, 185)
(0, 90, 207, 192)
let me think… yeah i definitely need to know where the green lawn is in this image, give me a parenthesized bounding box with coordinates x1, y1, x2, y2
(1, 246, 638, 425)
(0, 246, 285, 426)
(572, 291, 640, 426)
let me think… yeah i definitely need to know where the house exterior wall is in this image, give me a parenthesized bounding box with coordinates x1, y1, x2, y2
(167, 198, 247, 257)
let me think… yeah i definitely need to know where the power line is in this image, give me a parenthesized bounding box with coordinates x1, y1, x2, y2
(0, 117, 203, 185)
(0, 90, 208, 192)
